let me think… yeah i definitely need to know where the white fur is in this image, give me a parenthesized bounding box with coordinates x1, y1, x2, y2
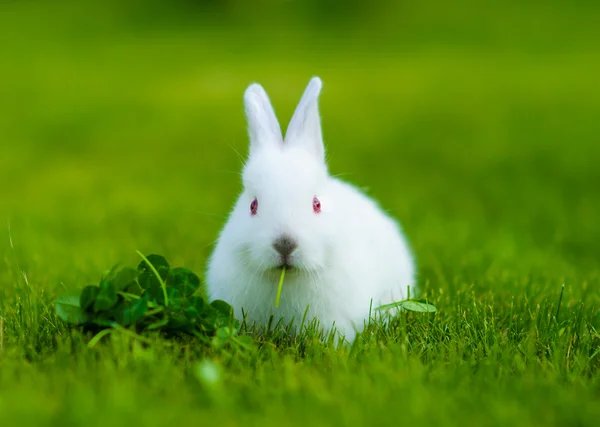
(206, 77, 416, 342)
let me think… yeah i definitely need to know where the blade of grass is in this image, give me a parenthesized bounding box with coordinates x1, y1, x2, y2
(136, 250, 169, 307)
(88, 328, 114, 348)
(118, 291, 141, 300)
(112, 324, 155, 345)
(275, 266, 286, 307)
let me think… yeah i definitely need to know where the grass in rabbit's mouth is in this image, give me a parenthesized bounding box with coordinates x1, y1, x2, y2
(274, 266, 286, 307)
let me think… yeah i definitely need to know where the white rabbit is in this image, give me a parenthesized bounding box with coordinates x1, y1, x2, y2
(206, 77, 416, 342)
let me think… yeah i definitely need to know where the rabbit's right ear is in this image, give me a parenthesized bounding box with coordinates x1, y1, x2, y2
(244, 83, 283, 154)
(284, 77, 324, 161)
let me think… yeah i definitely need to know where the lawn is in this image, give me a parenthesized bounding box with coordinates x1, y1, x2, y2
(1, 1, 600, 426)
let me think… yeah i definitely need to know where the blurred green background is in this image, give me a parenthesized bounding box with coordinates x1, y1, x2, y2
(1, 0, 599, 305)
(2, 1, 600, 426)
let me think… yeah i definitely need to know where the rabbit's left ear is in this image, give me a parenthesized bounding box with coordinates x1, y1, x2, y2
(284, 77, 325, 160)
(244, 82, 283, 155)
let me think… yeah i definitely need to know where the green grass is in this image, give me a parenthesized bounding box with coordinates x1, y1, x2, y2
(1, 1, 600, 426)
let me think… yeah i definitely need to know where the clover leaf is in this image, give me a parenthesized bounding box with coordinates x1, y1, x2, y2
(137, 254, 169, 290)
(114, 296, 148, 326)
(80, 285, 100, 311)
(93, 280, 119, 312)
(375, 299, 437, 313)
(56, 289, 90, 325)
(111, 266, 138, 290)
(166, 267, 200, 297)
(54, 253, 249, 351)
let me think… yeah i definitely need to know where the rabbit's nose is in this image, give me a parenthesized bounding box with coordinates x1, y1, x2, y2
(273, 235, 297, 257)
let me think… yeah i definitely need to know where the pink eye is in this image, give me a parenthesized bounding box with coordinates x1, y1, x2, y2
(313, 196, 321, 214)
(250, 198, 258, 216)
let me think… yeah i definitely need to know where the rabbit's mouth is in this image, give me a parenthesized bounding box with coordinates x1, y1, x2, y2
(274, 253, 296, 270)
(276, 262, 294, 270)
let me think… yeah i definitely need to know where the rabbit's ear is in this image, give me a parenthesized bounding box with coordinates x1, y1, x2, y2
(284, 77, 324, 160)
(244, 83, 283, 154)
